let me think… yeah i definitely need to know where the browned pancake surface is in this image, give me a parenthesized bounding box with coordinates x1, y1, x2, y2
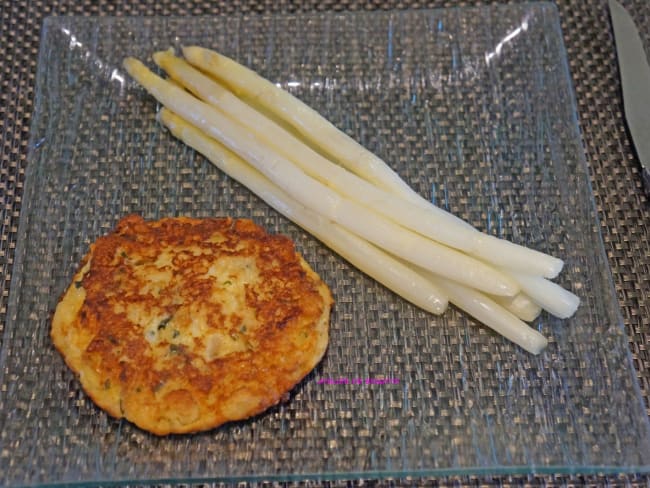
(51, 215, 332, 435)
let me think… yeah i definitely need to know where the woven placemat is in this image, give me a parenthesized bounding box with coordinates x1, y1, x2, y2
(0, 0, 649, 486)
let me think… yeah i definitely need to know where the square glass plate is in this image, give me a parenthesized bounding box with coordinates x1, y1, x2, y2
(2, 3, 650, 485)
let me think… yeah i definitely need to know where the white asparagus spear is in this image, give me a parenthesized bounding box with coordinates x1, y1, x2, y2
(509, 271, 580, 319)
(155, 49, 564, 279)
(123, 57, 518, 296)
(434, 279, 548, 354)
(159, 108, 448, 315)
(160, 108, 547, 353)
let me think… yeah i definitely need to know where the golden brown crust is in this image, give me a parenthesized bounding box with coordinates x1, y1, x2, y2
(51, 214, 332, 435)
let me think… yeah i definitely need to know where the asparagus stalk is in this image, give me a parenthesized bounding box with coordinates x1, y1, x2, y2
(509, 271, 580, 319)
(435, 279, 548, 354)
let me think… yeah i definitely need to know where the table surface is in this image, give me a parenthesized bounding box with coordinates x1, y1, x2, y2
(1, 0, 649, 485)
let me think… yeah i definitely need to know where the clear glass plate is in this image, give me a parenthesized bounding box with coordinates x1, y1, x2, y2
(2, 3, 650, 485)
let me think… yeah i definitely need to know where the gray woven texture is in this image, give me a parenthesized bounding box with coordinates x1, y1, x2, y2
(0, 0, 649, 486)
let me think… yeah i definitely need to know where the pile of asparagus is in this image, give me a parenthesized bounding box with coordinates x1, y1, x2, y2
(123, 47, 579, 354)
